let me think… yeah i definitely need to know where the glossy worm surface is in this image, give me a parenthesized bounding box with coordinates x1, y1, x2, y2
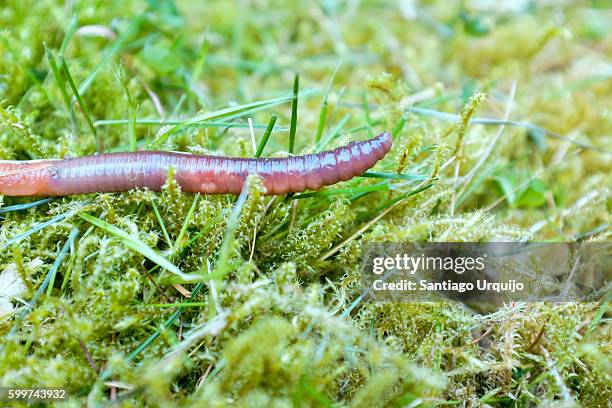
(0, 131, 392, 196)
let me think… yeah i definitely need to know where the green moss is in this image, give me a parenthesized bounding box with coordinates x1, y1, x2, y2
(1, 0, 610, 406)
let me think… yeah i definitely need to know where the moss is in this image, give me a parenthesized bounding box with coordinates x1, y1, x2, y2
(0, 0, 610, 406)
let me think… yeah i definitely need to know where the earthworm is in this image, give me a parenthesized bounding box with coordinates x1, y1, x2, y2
(0, 132, 392, 196)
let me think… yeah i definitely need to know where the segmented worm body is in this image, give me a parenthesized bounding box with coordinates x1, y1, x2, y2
(0, 131, 392, 196)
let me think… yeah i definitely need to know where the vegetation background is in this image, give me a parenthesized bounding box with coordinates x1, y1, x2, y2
(0, 0, 610, 406)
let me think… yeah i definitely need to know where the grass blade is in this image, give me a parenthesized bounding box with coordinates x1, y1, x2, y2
(0, 198, 54, 214)
(255, 113, 278, 158)
(173, 28, 211, 113)
(293, 181, 389, 200)
(315, 61, 341, 143)
(78, 212, 192, 280)
(315, 114, 351, 152)
(126, 282, 205, 362)
(2, 208, 79, 249)
(145, 302, 208, 308)
(94, 118, 284, 129)
(175, 193, 200, 248)
(59, 14, 78, 55)
(586, 297, 610, 336)
(359, 171, 428, 181)
(46, 227, 80, 297)
(148, 89, 314, 148)
(208, 183, 250, 280)
(60, 57, 100, 151)
(191, 29, 210, 88)
(392, 117, 406, 138)
(372, 183, 434, 213)
(362, 91, 373, 126)
(117, 64, 137, 151)
(151, 200, 173, 249)
(288, 73, 299, 153)
(9, 227, 79, 336)
(44, 45, 72, 114)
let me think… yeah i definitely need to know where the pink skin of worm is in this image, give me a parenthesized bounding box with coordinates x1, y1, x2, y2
(0, 131, 393, 197)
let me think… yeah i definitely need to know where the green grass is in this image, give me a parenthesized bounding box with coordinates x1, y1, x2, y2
(148, 88, 314, 148)
(288, 73, 299, 153)
(44, 44, 75, 123)
(78, 212, 192, 281)
(315, 60, 342, 143)
(60, 56, 100, 150)
(0, 1, 610, 407)
(255, 113, 278, 158)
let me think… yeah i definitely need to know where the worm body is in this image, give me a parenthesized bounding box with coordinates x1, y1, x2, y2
(0, 131, 392, 196)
